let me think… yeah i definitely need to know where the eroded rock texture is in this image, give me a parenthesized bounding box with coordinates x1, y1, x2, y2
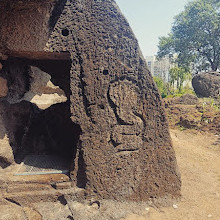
(0, 77, 8, 98)
(23, 66, 67, 110)
(192, 72, 220, 98)
(0, 0, 181, 201)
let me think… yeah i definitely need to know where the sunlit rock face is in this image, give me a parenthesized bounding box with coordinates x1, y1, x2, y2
(0, 0, 181, 202)
(23, 66, 67, 110)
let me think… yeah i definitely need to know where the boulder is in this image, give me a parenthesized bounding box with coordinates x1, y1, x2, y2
(0, 0, 181, 202)
(192, 72, 220, 98)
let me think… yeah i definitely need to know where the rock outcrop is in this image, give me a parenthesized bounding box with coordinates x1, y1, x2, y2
(0, 0, 181, 202)
(192, 72, 220, 98)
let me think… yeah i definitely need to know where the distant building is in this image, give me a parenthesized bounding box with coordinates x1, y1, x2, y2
(146, 55, 175, 82)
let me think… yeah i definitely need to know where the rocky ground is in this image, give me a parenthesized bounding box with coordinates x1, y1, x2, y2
(124, 95, 220, 220)
(124, 129, 220, 220)
(164, 94, 220, 133)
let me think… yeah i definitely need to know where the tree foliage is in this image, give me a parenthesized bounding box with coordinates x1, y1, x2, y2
(169, 66, 192, 92)
(153, 76, 168, 98)
(154, 73, 193, 98)
(158, 0, 220, 72)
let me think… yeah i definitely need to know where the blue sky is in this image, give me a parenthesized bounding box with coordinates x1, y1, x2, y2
(115, 0, 190, 57)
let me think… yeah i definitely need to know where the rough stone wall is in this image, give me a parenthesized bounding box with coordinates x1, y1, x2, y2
(0, 58, 34, 161)
(0, 77, 8, 98)
(0, 0, 65, 52)
(45, 0, 181, 201)
(1, 59, 30, 103)
(0, 102, 14, 167)
(0, 0, 181, 202)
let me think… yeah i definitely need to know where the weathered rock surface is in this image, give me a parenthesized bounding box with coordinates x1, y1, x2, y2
(0, 204, 27, 220)
(192, 72, 220, 98)
(45, 0, 181, 201)
(0, 59, 30, 103)
(0, 76, 8, 97)
(33, 202, 72, 220)
(0, 101, 35, 159)
(0, 0, 181, 203)
(23, 66, 67, 109)
(0, 103, 14, 167)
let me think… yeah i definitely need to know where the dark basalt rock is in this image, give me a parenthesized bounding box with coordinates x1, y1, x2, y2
(192, 72, 220, 98)
(0, 0, 181, 202)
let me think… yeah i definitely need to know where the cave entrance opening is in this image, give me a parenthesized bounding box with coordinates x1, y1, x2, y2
(2, 52, 81, 176)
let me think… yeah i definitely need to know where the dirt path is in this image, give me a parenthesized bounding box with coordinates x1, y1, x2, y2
(125, 129, 220, 220)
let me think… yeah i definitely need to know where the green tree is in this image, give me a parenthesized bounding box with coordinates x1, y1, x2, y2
(153, 76, 168, 98)
(158, 0, 220, 72)
(169, 66, 191, 92)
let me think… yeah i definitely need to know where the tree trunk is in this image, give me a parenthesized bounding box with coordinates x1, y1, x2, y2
(211, 62, 218, 71)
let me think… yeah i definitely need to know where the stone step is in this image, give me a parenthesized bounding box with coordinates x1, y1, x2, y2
(7, 183, 53, 193)
(0, 173, 75, 206)
(8, 173, 70, 184)
(54, 181, 73, 190)
(1, 187, 82, 206)
(6, 181, 72, 193)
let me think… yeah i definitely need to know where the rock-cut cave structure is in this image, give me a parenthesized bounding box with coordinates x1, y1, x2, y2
(0, 0, 181, 201)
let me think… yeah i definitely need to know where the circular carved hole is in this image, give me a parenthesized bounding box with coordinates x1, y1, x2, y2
(103, 69, 109, 75)
(62, 29, 69, 36)
(99, 104, 105, 109)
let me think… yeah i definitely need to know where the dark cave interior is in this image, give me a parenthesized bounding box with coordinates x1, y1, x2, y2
(0, 53, 81, 171)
